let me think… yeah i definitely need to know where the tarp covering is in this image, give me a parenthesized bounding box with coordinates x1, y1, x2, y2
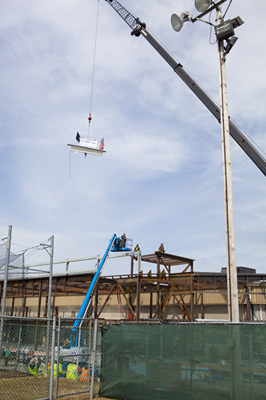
(100, 323, 266, 400)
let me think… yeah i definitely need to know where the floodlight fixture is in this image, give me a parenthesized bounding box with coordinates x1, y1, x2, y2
(215, 19, 235, 41)
(171, 11, 190, 32)
(195, 0, 211, 13)
(231, 16, 244, 29)
(224, 35, 238, 55)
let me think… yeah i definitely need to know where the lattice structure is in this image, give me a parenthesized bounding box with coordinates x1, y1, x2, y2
(106, 0, 146, 36)
(106, 0, 141, 31)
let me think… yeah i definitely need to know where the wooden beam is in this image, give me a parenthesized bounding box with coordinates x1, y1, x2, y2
(173, 293, 191, 322)
(97, 284, 116, 318)
(150, 292, 153, 318)
(182, 263, 191, 274)
(159, 289, 173, 319)
(11, 297, 15, 316)
(190, 275, 195, 322)
(117, 282, 136, 320)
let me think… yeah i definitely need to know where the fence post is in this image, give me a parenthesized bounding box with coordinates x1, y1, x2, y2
(230, 325, 244, 400)
(88, 319, 92, 391)
(90, 319, 98, 399)
(15, 324, 23, 370)
(45, 236, 54, 376)
(190, 324, 195, 397)
(55, 316, 61, 399)
(0, 225, 12, 354)
(76, 327, 82, 380)
(49, 316, 56, 400)
(249, 332, 254, 400)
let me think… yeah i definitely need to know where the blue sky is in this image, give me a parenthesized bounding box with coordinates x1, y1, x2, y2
(0, 0, 265, 276)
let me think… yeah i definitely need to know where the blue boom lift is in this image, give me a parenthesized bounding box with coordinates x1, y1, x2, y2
(71, 234, 116, 346)
(70, 233, 133, 346)
(56, 234, 133, 376)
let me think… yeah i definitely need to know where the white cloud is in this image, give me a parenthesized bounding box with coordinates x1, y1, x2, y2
(0, 0, 265, 276)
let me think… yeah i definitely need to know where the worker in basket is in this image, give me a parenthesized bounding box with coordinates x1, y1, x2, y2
(121, 233, 127, 248)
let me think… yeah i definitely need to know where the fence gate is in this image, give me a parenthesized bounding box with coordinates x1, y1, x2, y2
(0, 316, 101, 400)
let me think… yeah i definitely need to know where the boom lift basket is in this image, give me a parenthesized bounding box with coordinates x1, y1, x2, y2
(111, 237, 133, 252)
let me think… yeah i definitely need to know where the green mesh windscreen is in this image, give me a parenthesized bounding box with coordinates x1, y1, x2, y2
(100, 323, 266, 400)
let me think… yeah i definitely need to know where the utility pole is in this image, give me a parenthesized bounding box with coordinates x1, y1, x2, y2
(216, 6, 239, 322)
(171, 0, 241, 322)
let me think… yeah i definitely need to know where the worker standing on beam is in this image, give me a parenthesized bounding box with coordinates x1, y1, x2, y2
(158, 243, 165, 253)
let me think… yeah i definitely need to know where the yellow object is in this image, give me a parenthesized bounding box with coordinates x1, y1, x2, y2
(66, 363, 79, 380)
(53, 363, 63, 376)
(27, 360, 38, 375)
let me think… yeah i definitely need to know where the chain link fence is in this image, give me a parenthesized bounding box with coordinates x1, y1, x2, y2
(3, 316, 265, 400)
(0, 316, 101, 400)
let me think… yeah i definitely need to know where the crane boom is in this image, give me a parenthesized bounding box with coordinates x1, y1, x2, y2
(105, 0, 266, 176)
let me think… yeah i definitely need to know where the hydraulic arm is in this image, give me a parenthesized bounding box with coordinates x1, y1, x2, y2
(105, 0, 266, 176)
(72, 233, 116, 331)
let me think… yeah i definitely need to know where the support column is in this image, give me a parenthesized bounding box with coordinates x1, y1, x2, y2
(11, 297, 15, 316)
(94, 285, 99, 320)
(37, 280, 43, 318)
(136, 251, 141, 321)
(201, 292, 204, 320)
(22, 288, 27, 317)
(190, 261, 195, 321)
(157, 255, 160, 318)
(130, 256, 134, 277)
(150, 292, 153, 318)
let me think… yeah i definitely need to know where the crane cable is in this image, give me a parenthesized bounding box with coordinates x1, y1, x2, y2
(88, 0, 100, 137)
